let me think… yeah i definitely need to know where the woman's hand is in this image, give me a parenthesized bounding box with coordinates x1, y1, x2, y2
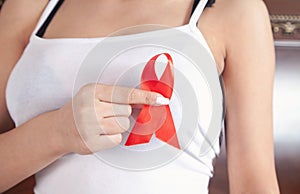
(0, 82, 167, 191)
(56, 83, 167, 155)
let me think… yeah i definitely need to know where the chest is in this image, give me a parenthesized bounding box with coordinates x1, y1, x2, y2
(41, 0, 225, 72)
(43, 0, 194, 39)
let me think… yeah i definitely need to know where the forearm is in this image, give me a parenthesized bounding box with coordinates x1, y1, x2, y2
(0, 110, 65, 192)
(227, 130, 280, 194)
(228, 168, 280, 194)
(230, 189, 280, 194)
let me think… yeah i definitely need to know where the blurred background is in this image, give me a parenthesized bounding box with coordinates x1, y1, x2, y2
(0, 0, 299, 193)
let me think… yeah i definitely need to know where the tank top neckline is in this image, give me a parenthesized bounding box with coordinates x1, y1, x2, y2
(31, 24, 192, 43)
(30, 0, 209, 43)
(35, 0, 202, 38)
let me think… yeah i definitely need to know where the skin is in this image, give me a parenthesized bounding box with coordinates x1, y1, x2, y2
(0, 0, 280, 193)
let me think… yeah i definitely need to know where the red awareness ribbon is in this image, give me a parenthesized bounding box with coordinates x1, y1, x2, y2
(125, 53, 180, 149)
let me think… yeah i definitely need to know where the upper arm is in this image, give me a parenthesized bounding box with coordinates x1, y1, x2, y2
(0, 0, 48, 133)
(222, 0, 279, 193)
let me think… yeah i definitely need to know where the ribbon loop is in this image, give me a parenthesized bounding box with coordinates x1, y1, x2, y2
(125, 53, 180, 149)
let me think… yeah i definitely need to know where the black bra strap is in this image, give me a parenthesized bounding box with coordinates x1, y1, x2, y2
(36, 0, 64, 37)
(191, 0, 201, 17)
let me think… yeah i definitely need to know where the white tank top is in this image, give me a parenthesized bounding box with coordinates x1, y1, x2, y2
(5, 0, 225, 193)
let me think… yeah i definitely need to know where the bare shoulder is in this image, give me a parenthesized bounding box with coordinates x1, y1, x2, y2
(219, 0, 272, 48)
(198, 0, 272, 74)
(224, 0, 269, 13)
(220, 0, 274, 65)
(223, 0, 270, 26)
(0, 0, 49, 43)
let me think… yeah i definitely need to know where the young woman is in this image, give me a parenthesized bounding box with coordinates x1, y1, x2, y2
(0, 0, 280, 193)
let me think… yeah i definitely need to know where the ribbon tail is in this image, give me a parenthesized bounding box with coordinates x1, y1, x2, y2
(155, 106, 180, 149)
(125, 132, 153, 146)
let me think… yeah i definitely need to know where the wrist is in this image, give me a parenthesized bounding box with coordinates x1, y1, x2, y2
(46, 109, 69, 156)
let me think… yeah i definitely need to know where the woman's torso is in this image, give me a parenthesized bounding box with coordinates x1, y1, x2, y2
(5, 0, 225, 193)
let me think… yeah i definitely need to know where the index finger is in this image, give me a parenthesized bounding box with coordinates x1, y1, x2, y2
(94, 84, 169, 106)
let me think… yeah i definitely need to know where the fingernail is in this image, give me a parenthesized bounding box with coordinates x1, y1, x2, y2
(155, 96, 170, 106)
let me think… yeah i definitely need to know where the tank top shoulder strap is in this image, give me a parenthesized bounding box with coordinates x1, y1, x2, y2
(189, 0, 208, 27)
(32, 0, 61, 35)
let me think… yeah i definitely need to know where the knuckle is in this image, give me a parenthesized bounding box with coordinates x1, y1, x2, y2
(130, 89, 146, 104)
(95, 83, 105, 92)
(145, 93, 151, 104)
(96, 84, 111, 100)
(129, 89, 136, 103)
(145, 92, 155, 105)
(77, 86, 96, 104)
(131, 89, 156, 105)
(81, 83, 96, 91)
(81, 83, 108, 101)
